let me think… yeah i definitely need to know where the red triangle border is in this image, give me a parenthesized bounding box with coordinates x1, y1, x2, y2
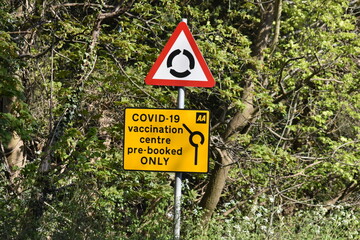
(145, 22, 215, 88)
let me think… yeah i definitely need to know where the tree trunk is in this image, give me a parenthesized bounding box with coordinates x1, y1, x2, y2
(200, 148, 232, 221)
(1, 96, 25, 185)
(199, 83, 255, 223)
(200, 1, 281, 222)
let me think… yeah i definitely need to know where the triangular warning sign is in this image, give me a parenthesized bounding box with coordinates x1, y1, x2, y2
(145, 22, 215, 87)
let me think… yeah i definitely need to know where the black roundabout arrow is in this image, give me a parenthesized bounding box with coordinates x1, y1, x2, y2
(167, 49, 195, 78)
(183, 124, 204, 165)
(183, 49, 195, 69)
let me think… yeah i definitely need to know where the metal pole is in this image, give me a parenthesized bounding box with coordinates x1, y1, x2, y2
(174, 86, 185, 240)
(174, 19, 187, 240)
(177, 87, 185, 109)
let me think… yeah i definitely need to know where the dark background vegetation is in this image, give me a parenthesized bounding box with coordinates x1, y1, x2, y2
(1, 0, 359, 239)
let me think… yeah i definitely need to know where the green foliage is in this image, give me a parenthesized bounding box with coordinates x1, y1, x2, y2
(0, 24, 33, 144)
(180, 206, 360, 240)
(0, 0, 359, 239)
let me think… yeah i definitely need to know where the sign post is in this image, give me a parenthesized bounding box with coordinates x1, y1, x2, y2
(123, 107, 210, 239)
(174, 19, 187, 238)
(174, 86, 185, 240)
(124, 18, 215, 239)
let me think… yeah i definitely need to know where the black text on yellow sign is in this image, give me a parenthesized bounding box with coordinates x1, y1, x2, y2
(123, 108, 210, 173)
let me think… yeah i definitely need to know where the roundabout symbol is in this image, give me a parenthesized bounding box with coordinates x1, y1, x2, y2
(167, 49, 195, 78)
(182, 123, 205, 166)
(145, 21, 215, 87)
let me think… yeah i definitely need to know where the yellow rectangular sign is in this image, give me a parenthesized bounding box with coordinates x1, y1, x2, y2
(123, 108, 210, 172)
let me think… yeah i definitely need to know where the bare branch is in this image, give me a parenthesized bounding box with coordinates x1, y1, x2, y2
(266, 126, 294, 140)
(104, 45, 165, 107)
(280, 161, 323, 179)
(270, 0, 282, 53)
(50, 3, 112, 10)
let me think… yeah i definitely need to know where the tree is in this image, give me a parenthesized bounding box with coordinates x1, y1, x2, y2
(199, 0, 279, 221)
(198, 0, 360, 221)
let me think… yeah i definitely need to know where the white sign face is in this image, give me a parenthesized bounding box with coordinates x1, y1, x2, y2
(152, 31, 207, 82)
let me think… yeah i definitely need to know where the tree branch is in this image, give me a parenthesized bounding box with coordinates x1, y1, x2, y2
(270, 0, 282, 53)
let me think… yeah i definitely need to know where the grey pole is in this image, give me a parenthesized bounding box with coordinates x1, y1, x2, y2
(174, 87, 184, 240)
(174, 18, 187, 240)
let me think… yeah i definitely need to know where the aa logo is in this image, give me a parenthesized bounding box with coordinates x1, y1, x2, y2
(196, 112, 207, 124)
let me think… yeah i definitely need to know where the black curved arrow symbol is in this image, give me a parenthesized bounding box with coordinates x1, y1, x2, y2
(167, 49, 195, 78)
(183, 123, 205, 165)
(183, 49, 195, 69)
(167, 49, 181, 68)
(170, 69, 191, 78)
